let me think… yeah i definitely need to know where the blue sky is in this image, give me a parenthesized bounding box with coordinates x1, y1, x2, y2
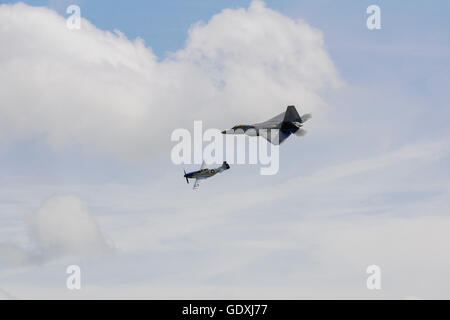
(14, 1, 450, 58)
(0, 0, 449, 299)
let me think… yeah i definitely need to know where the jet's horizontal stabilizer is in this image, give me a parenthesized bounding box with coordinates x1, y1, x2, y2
(295, 128, 307, 136)
(300, 113, 312, 123)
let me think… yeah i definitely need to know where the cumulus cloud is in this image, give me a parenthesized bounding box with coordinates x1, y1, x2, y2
(28, 195, 112, 257)
(0, 1, 341, 160)
(0, 195, 112, 265)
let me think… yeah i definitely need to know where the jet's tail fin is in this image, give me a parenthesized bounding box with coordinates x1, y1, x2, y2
(284, 106, 311, 123)
(283, 105, 302, 123)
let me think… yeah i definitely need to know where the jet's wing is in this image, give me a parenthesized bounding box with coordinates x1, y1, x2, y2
(252, 111, 285, 129)
(259, 129, 291, 145)
(193, 178, 201, 190)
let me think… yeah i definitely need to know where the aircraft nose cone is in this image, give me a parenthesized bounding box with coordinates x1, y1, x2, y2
(221, 130, 226, 134)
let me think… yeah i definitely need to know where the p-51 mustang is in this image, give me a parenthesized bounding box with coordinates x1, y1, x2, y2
(184, 161, 230, 190)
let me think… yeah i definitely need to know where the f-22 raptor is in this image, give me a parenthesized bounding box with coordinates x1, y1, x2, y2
(184, 161, 230, 190)
(222, 105, 311, 145)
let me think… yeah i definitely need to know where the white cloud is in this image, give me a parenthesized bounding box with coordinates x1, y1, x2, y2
(0, 195, 112, 265)
(0, 135, 449, 298)
(28, 195, 112, 257)
(3, 214, 450, 299)
(0, 1, 341, 160)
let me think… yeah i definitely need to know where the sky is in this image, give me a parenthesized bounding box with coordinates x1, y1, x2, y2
(0, 0, 449, 299)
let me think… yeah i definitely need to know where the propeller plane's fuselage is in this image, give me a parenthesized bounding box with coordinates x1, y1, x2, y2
(183, 161, 230, 189)
(184, 168, 221, 180)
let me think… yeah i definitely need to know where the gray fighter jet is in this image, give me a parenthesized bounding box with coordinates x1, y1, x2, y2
(221, 105, 311, 145)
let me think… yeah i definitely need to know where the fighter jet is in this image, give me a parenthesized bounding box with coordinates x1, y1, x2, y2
(184, 161, 230, 190)
(221, 105, 311, 145)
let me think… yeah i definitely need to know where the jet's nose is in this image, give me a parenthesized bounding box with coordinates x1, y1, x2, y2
(221, 130, 226, 134)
